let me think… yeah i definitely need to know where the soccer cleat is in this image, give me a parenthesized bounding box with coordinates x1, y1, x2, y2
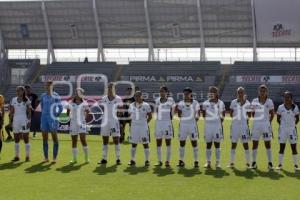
(145, 160, 150, 167)
(128, 160, 136, 166)
(204, 162, 211, 169)
(216, 161, 221, 169)
(227, 163, 235, 169)
(276, 164, 283, 170)
(116, 159, 122, 165)
(165, 161, 170, 168)
(246, 163, 251, 169)
(194, 161, 199, 168)
(25, 157, 30, 162)
(42, 159, 49, 163)
(11, 157, 20, 162)
(33, 133, 36, 138)
(51, 159, 57, 164)
(177, 160, 185, 167)
(70, 159, 77, 164)
(294, 165, 300, 171)
(251, 162, 257, 169)
(98, 159, 107, 165)
(154, 161, 163, 167)
(268, 162, 274, 170)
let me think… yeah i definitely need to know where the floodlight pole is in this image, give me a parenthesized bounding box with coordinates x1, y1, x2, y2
(144, 0, 155, 61)
(251, 0, 258, 61)
(0, 30, 8, 60)
(197, 0, 206, 61)
(42, 2, 56, 64)
(93, 0, 106, 62)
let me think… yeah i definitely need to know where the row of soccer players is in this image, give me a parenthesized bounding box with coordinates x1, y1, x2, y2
(5, 82, 300, 171)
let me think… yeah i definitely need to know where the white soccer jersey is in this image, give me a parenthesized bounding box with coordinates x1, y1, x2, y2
(230, 99, 251, 125)
(277, 104, 299, 129)
(11, 97, 31, 120)
(155, 97, 175, 121)
(251, 98, 274, 122)
(99, 95, 123, 122)
(202, 99, 225, 124)
(65, 100, 89, 124)
(177, 100, 200, 124)
(129, 102, 152, 125)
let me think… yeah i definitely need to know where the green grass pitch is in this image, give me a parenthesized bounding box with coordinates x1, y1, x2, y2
(0, 114, 300, 200)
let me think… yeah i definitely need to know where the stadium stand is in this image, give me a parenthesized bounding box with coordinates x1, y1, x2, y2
(116, 61, 222, 102)
(221, 62, 300, 107)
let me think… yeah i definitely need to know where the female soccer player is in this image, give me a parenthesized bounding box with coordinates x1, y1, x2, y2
(251, 84, 275, 170)
(0, 94, 5, 157)
(98, 82, 123, 165)
(176, 87, 200, 168)
(40, 81, 63, 163)
(9, 86, 32, 161)
(276, 91, 300, 171)
(154, 86, 175, 167)
(202, 86, 225, 169)
(65, 88, 90, 164)
(128, 91, 152, 166)
(227, 87, 251, 169)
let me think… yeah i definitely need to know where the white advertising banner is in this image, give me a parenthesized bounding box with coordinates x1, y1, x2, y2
(255, 0, 300, 43)
(235, 75, 300, 84)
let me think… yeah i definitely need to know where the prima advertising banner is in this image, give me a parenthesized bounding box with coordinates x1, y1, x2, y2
(255, 0, 300, 43)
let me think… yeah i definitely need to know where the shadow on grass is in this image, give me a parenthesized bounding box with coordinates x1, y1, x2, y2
(282, 170, 300, 179)
(0, 161, 24, 170)
(25, 162, 55, 173)
(177, 167, 201, 177)
(204, 168, 230, 178)
(93, 164, 118, 175)
(152, 166, 175, 177)
(123, 166, 149, 175)
(254, 169, 284, 180)
(56, 163, 88, 173)
(232, 168, 258, 179)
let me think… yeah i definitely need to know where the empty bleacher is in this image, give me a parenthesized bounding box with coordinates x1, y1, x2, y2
(222, 62, 300, 106)
(117, 61, 222, 102)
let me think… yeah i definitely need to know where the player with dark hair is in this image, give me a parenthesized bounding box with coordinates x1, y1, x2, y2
(9, 86, 32, 161)
(154, 86, 175, 167)
(202, 86, 226, 169)
(250, 84, 275, 170)
(40, 81, 63, 163)
(227, 87, 252, 169)
(276, 91, 300, 171)
(65, 88, 90, 163)
(175, 87, 200, 168)
(98, 82, 123, 165)
(128, 91, 152, 166)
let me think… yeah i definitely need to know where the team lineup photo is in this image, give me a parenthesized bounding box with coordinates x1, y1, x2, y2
(1, 0, 300, 200)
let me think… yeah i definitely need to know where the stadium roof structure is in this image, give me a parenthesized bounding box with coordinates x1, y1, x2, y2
(0, 0, 298, 63)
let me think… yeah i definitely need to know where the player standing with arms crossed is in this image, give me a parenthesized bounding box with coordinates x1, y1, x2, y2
(9, 86, 32, 161)
(40, 81, 63, 163)
(250, 84, 275, 170)
(176, 87, 200, 168)
(154, 86, 175, 167)
(98, 82, 123, 165)
(202, 86, 226, 169)
(227, 87, 251, 169)
(65, 88, 90, 163)
(128, 91, 152, 166)
(276, 91, 300, 171)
